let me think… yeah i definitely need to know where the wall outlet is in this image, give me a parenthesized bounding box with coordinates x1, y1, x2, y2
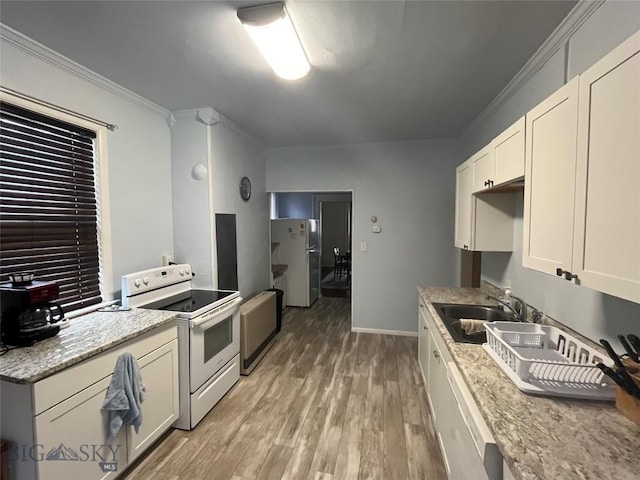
(359, 241, 367, 252)
(162, 255, 173, 266)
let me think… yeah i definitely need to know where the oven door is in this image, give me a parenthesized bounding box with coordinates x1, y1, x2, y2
(188, 296, 241, 392)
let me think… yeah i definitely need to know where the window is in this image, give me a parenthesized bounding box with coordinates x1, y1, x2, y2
(0, 101, 105, 312)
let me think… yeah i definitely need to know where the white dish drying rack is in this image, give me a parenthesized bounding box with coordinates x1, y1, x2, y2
(483, 322, 616, 401)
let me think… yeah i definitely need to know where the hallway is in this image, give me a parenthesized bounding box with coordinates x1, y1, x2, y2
(124, 297, 446, 480)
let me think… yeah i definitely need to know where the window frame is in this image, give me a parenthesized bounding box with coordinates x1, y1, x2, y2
(0, 90, 114, 315)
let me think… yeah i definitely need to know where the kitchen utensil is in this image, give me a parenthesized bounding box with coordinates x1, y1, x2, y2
(627, 334, 640, 356)
(600, 339, 625, 369)
(618, 335, 640, 363)
(596, 363, 631, 391)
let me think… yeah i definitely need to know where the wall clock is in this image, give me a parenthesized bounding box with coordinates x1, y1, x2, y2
(239, 176, 251, 201)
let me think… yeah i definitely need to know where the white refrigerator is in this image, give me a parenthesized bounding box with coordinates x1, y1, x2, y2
(271, 219, 320, 307)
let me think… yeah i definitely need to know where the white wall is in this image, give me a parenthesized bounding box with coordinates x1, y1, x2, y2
(277, 193, 314, 218)
(1, 29, 173, 298)
(267, 139, 460, 334)
(171, 113, 214, 288)
(171, 112, 270, 298)
(462, 1, 640, 343)
(210, 121, 270, 298)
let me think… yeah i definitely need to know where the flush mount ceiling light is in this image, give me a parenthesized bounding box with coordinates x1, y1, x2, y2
(237, 2, 310, 80)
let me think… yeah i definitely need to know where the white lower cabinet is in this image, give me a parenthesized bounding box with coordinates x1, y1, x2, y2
(418, 297, 502, 480)
(127, 341, 179, 463)
(0, 325, 178, 480)
(35, 375, 127, 480)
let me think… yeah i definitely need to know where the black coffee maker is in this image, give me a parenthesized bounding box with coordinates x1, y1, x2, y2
(0, 278, 64, 346)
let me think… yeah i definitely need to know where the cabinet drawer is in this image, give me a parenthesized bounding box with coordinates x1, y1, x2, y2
(34, 324, 177, 415)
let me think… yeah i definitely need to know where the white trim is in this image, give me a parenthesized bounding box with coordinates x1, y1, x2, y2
(351, 327, 418, 338)
(464, 0, 604, 135)
(0, 24, 170, 118)
(207, 123, 218, 290)
(0, 90, 115, 302)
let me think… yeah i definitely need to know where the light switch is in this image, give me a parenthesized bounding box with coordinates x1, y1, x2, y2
(360, 241, 367, 252)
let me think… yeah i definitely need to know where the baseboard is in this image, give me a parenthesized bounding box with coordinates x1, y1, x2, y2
(351, 327, 418, 337)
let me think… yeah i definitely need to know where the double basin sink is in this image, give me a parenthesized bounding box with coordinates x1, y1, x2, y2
(432, 303, 515, 344)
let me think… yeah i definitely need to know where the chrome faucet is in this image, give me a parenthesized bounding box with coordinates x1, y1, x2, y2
(485, 293, 527, 322)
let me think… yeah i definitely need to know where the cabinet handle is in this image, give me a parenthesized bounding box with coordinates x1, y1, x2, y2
(463, 244, 468, 250)
(564, 271, 578, 281)
(484, 180, 490, 187)
(489, 179, 494, 187)
(423, 324, 428, 330)
(556, 268, 564, 277)
(433, 350, 440, 359)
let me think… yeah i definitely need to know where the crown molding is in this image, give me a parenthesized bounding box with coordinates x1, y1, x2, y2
(171, 107, 263, 146)
(0, 24, 170, 118)
(464, 0, 604, 135)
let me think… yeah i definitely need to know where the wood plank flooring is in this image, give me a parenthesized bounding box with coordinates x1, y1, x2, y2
(123, 297, 446, 480)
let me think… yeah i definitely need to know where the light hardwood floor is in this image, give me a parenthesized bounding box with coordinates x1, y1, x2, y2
(123, 297, 446, 480)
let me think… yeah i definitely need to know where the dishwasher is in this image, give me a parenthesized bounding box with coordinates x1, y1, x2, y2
(440, 360, 503, 480)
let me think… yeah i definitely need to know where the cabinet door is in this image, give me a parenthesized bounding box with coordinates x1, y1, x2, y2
(128, 340, 179, 463)
(438, 369, 489, 480)
(523, 77, 579, 275)
(426, 329, 441, 425)
(35, 375, 127, 480)
(471, 145, 495, 193)
(455, 160, 473, 250)
(418, 302, 429, 386)
(492, 116, 525, 186)
(572, 33, 640, 303)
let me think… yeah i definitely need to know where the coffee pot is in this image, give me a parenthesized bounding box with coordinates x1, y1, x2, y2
(17, 303, 64, 333)
(0, 280, 64, 346)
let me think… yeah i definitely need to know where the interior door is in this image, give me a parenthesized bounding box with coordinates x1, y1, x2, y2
(320, 201, 350, 268)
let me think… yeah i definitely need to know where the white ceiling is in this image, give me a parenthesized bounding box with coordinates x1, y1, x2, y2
(0, 1, 576, 147)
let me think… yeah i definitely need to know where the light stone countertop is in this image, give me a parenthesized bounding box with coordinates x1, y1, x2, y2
(0, 308, 178, 384)
(418, 286, 640, 480)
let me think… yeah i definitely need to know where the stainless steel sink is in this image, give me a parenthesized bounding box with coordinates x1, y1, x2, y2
(432, 303, 515, 344)
(438, 305, 514, 322)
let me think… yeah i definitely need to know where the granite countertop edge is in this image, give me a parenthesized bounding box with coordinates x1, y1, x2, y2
(0, 309, 179, 384)
(417, 285, 640, 480)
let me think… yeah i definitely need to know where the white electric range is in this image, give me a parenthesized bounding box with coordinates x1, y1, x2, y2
(121, 264, 242, 430)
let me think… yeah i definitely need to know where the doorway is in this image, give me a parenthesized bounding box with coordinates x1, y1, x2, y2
(319, 200, 351, 298)
(270, 191, 353, 300)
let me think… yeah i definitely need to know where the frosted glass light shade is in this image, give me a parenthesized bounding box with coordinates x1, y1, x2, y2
(239, 4, 310, 80)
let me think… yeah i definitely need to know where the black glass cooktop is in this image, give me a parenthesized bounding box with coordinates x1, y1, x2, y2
(141, 289, 235, 313)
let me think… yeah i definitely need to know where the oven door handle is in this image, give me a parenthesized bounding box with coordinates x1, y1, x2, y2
(189, 296, 243, 329)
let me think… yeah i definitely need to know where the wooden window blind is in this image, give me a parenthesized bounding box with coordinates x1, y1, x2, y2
(0, 101, 102, 312)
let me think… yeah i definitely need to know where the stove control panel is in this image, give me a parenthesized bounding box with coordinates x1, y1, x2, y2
(121, 264, 192, 299)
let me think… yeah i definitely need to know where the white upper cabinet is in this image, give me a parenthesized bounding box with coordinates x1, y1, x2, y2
(455, 160, 473, 250)
(455, 158, 514, 252)
(471, 145, 495, 193)
(523, 77, 579, 276)
(572, 32, 640, 303)
(472, 117, 525, 193)
(492, 116, 525, 187)
(523, 31, 639, 303)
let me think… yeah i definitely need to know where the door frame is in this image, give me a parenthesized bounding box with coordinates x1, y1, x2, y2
(269, 189, 354, 325)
